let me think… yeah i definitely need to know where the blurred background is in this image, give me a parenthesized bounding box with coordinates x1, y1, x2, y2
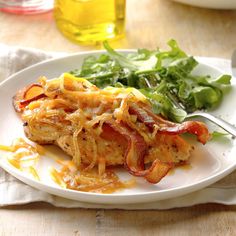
(0, 0, 236, 57)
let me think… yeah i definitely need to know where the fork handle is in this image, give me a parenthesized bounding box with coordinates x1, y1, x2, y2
(187, 112, 236, 137)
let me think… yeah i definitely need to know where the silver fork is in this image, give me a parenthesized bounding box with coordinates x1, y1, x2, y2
(186, 111, 236, 137)
(169, 94, 236, 137)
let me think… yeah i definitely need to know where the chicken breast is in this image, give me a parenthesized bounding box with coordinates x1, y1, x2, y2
(13, 74, 210, 183)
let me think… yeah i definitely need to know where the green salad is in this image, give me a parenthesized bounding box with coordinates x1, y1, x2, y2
(70, 40, 231, 123)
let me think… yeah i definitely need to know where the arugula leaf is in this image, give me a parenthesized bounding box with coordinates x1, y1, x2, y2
(70, 40, 232, 122)
(211, 131, 229, 139)
(155, 39, 188, 69)
(103, 41, 138, 71)
(70, 54, 128, 88)
(210, 131, 231, 142)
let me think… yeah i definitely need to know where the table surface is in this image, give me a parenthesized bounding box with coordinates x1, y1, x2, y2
(1, 0, 236, 235)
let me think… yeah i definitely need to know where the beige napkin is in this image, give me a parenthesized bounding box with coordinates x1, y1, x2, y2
(0, 44, 235, 209)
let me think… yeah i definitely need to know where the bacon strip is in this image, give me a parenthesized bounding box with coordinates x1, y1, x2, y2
(144, 159, 173, 184)
(158, 121, 210, 145)
(130, 103, 210, 144)
(13, 84, 46, 112)
(102, 121, 146, 171)
(101, 121, 172, 184)
(20, 93, 46, 107)
(129, 104, 156, 130)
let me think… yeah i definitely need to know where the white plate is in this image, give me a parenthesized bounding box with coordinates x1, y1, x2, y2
(0, 50, 236, 204)
(172, 0, 236, 9)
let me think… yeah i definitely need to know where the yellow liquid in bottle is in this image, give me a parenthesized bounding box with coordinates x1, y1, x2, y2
(54, 0, 126, 45)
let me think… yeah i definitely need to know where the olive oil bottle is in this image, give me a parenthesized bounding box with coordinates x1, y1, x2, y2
(54, 0, 126, 45)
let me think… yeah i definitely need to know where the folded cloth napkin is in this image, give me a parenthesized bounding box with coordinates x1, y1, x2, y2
(0, 44, 235, 210)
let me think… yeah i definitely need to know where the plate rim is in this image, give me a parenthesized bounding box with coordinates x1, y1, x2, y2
(172, 0, 236, 9)
(0, 50, 235, 204)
